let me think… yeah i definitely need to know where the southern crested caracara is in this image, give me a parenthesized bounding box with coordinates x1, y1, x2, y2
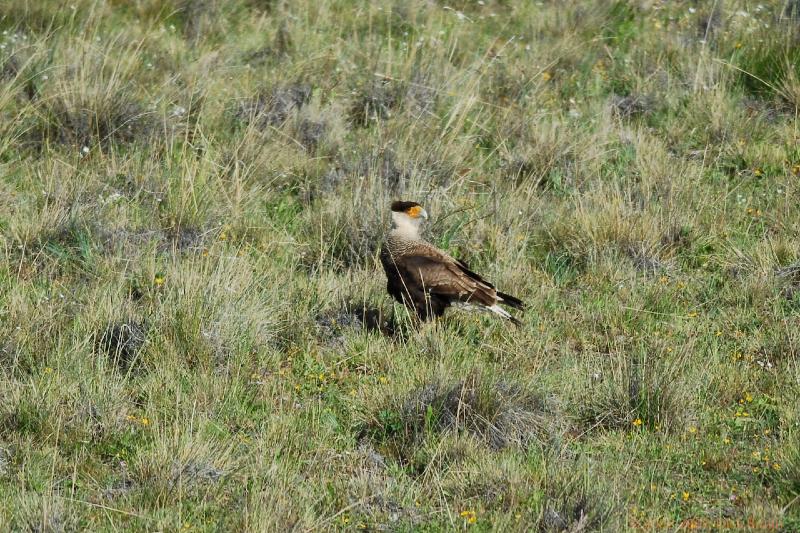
(379, 201, 525, 324)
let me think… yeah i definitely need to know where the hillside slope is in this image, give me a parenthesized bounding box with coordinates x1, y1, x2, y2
(0, 1, 798, 530)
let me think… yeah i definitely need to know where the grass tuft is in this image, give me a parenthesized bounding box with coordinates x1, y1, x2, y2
(97, 321, 147, 372)
(349, 78, 403, 127)
(366, 370, 562, 468)
(574, 341, 691, 434)
(539, 458, 615, 532)
(236, 83, 312, 130)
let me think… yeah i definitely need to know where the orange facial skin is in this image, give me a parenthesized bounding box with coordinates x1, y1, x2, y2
(407, 205, 423, 218)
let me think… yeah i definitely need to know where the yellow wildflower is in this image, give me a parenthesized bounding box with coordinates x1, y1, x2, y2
(682, 492, 690, 502)
(632, 418, 642, 427)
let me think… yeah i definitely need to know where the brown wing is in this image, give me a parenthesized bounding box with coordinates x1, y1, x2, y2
(437, 251, 525, 310)
(401, 253, 499, 308)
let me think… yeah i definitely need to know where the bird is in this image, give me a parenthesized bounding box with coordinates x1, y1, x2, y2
(379, 200, 525, 325)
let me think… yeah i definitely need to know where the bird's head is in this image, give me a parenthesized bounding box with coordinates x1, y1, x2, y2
(390, 200, 428, 236)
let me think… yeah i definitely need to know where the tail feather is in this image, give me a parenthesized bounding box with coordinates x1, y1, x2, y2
(497, 291, 525, 310)
(487, 304, 523, 327)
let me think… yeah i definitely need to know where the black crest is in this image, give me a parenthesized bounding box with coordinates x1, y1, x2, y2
(391, 200, 421, 212)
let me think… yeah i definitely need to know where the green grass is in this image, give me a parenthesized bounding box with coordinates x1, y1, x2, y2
(1, 0, 799, 530)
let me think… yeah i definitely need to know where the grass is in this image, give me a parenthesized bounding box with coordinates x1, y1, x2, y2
(0, 0, 799, 530)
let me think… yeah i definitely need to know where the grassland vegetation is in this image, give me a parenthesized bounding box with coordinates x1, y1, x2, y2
(0, 0, 799, 530)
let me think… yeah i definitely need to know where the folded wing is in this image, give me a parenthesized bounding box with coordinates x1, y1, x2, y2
(381, 238, 525, 323)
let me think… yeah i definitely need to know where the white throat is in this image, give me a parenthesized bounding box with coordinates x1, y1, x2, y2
(391, 212, 422, 239)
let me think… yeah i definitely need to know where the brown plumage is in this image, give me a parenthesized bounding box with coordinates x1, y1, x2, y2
(380, 201, 525, 324)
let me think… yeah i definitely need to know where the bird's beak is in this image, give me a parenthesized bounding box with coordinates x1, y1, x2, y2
(420, 208, 428, 220)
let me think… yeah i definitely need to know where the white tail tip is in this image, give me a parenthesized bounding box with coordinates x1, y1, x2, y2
(487, 304, 512, 320)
